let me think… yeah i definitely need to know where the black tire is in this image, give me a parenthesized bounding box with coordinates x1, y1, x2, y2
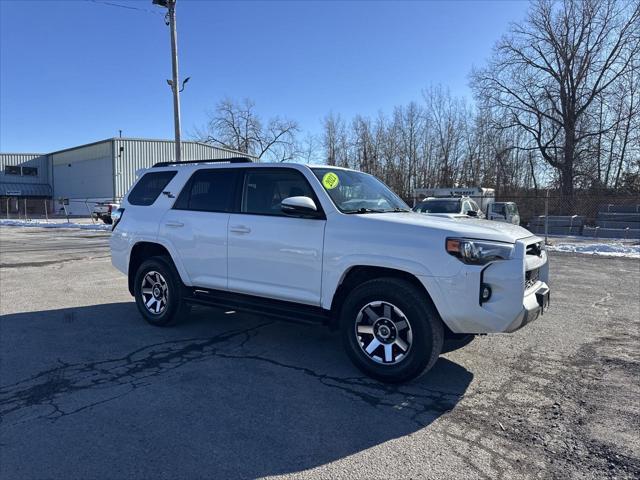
(441, 335, 475, 354)
(340, 277, 444, 383)
(133, 256, 188, 327)
(102, 216, 113, 225)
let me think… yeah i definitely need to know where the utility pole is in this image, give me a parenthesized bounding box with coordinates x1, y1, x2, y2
(153, 0, 182, 162)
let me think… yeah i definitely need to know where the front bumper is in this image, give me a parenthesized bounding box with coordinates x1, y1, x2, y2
(419, 236, 550, 334)
(506, 282, 550, 332)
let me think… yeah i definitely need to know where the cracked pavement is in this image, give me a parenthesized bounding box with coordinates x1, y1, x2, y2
(0, 226, 639, 479)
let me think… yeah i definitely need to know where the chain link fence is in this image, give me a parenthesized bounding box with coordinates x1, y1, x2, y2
(1, 197, 54, 220)
(496, 191, 640, 239)
(1, 197, 122, 224)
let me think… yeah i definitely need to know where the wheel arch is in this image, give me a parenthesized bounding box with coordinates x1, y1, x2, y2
(328, 265, 438, 329)
(128, 241, 179, 296)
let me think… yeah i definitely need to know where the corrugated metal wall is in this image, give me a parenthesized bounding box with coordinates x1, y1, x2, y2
(113, 139, 250, 198)
(2, 138, 253, 206)
(51, 141, 114, 214)
(0, 153, 49, 185)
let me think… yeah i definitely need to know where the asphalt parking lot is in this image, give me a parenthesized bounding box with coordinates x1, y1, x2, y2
(1, 227, 639, 480)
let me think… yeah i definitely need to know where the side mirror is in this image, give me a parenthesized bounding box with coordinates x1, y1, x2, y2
(281, 196, 319, 217)
(467, 210, 478, 217)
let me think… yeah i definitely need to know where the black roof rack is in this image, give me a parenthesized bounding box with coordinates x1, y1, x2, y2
(153, 157, 253, 168)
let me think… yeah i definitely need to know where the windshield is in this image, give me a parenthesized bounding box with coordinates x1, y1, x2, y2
(312, 168, 409, 213)
(413, 199, 461, 214)
(492, 203, 506, 215)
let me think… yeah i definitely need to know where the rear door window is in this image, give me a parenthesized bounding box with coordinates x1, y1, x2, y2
(128, 171, 177, 206)
(173, 169, 238, 212)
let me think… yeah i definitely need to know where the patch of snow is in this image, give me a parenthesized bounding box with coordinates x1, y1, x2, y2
(0, 219, 111, 231)
(547, 242, 640, 258)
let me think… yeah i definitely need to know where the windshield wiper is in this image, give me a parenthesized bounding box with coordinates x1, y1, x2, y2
(345, 208, 387, 214)
(345, 207, 411, 214)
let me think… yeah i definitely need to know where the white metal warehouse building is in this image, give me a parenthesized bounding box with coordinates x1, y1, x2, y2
(0, 138, 249, 215)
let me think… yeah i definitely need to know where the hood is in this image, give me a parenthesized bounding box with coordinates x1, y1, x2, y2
(357, 212, 533, 243)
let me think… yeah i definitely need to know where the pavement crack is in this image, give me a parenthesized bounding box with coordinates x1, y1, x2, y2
(0, 322, 274, 424)
(0, 255, 111, 269)
(1, 321, 464, 429)
(213, 351, 465, 425)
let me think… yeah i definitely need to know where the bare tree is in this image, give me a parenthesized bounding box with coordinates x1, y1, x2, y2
(472, 0, 640, 200)
(299, 133, 322, 164)
(422, 86, 468, 187)
(322, 113, 340, 166)
(195, 98, 300, 162)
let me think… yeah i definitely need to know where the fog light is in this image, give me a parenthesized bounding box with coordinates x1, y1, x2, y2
(480, 284, 492, 304)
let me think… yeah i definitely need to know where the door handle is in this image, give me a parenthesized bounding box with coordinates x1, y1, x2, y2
(230, 225, 251, 234)
(165, 221, 184, 228)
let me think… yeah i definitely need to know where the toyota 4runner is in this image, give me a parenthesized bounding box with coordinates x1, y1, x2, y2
(110, 158, 550, 383)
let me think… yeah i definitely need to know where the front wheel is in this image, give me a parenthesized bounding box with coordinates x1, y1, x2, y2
(340, 278, 444, 383)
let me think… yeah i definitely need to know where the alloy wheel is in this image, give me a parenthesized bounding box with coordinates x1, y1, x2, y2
(355, 300, 413, 364)
(140, 270, 169, 315)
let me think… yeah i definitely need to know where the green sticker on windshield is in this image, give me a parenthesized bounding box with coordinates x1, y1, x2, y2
(322, 172, 340, 190)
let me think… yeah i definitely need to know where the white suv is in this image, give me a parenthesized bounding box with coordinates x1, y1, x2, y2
(110, 158, 550, 383)
(412, 196, 485, 219)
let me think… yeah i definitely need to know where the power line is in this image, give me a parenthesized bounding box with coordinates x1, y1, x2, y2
(85, 0, 164, 16)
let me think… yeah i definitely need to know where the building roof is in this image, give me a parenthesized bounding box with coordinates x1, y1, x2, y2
(45, 137, 250, 158)
(0, 182, 52, 198)
(1, 138, 251, 159)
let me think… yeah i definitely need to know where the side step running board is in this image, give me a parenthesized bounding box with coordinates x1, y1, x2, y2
(185, 288, 331, 325)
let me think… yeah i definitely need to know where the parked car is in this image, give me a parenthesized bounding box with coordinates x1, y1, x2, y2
(92, 201, 120, 224)
(414, 186, 494, 211)
(487, 201, 520, 225)
(110, 159, 550, 383)
(412, 196, 485, 219)
(413, 187, 520, 225)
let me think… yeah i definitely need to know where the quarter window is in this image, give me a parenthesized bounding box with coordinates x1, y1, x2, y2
(173, 169, 238, 212)
(241, 170, 316, 216)
(22, 167, 38, 176)
(128, 171, 177, 206)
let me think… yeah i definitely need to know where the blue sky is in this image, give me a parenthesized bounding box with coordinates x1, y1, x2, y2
(0, 0, 530, 153)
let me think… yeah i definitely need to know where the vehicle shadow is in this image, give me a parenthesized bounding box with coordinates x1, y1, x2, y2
(0, 302, 473, 479)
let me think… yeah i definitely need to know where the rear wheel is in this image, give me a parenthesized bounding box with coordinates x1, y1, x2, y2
(340, 278, 443, 383)
(134, 256, 187, 326)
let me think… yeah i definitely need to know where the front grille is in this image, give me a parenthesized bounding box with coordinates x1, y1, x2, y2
(526, 241, 543, 257)
(525, 268, 540, 290)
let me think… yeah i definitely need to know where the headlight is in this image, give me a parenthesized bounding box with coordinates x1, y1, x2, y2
(446, 238, 514, 265)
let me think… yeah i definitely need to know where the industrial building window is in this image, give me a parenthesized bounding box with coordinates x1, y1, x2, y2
(4, 165, 21, 175)
(128, 171, 177, 206)
(22, 167, 38, 176)
(173, 169, 238, 212)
